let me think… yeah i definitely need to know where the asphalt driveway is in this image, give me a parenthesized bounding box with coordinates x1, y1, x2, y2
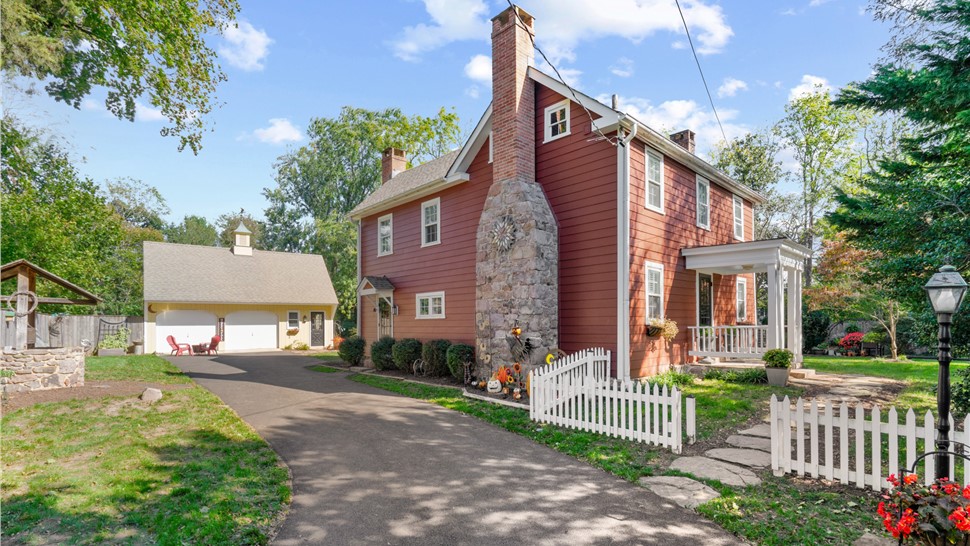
(168, 353, 741, 545)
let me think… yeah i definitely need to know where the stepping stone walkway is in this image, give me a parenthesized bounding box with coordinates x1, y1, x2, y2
(705, 448, 771, 469)
(725, 434, 771, 451)
(670, 456, 762, 487)
(638, 476, 720, 509)
(737, 423, 770, 438)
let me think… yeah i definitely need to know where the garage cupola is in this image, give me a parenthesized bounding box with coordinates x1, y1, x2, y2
(231, 222, 253, 256)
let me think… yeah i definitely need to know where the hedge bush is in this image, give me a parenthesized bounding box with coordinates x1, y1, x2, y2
(446, 344, 475, 379)
(704, 368, 767, 384)
(370, 337, 396, 370)
(338, 336, 366, 366)
(953, 368, 970, 416)
(392, 338, 422, 373)
(422, 339, 452, 376)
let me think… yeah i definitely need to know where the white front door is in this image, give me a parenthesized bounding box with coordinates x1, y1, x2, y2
(225, 311, 278, 351)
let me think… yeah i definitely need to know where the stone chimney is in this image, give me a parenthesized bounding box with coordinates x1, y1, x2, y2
(475, 5, 558, 376)
(670, 129, 696, 154)
(381, 147, 406, 184)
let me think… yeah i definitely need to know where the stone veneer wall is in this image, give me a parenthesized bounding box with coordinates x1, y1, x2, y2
(1, 347, 85, 394)
(475, 178, 559, 376)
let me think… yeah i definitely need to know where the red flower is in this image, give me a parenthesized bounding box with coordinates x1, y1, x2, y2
(952, 507, 970, 532)
(904, 473, 919, 485)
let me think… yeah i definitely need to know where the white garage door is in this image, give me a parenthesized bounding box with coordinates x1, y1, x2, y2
(156, 310, 217, 353)
(225, 311, 278, 351)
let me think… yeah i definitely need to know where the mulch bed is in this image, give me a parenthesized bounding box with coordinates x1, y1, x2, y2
(1, 381, 194, 413)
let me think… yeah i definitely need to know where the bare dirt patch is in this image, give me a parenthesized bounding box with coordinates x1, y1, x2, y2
(1, 381, 193, 413)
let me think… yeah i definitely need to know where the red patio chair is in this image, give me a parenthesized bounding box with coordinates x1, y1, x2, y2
(166, 335, 193, 356)
(201, 335, 220, 355)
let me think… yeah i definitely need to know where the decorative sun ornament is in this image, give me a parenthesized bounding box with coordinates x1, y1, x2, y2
(490, 215, 516, 252)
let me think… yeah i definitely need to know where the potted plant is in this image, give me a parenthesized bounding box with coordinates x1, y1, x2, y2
(647, 318, 680, 342)
(762, 348, 793, 387)
(98, 327, 130, 356)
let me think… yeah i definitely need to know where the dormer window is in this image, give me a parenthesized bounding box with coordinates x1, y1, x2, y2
(543, 100, 570, 143)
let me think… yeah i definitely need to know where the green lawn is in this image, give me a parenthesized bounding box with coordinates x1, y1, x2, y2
(803, 354, 970, 414)
(1, 355, 290, 545)
(311, 351, 342, 363)
(308, 364, 343, 373)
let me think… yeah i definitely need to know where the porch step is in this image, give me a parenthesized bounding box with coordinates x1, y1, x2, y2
(789, 368, 815, 379)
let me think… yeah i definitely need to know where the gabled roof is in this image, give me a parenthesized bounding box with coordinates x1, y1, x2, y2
(348, 67, 765, 221)
(357, 276, 395, 296)
(0, 259, 101, 304)
(349, 150, 465, 220)
(143, 241, 338, 306)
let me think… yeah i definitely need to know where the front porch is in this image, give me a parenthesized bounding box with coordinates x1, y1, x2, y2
(681, 238, 811, 367)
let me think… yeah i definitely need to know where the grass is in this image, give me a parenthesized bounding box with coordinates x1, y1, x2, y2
(803, 355, 970, 414)
(311, 351, 342, 363)
(308, 365, 343, 373)
(680, 379, 802, 440)
(2, 355, 290, 545)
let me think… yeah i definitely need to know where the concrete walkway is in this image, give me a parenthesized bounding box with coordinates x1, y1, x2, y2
(168, 354, 742, 545)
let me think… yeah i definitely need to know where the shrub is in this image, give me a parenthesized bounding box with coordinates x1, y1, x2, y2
(846, 322, 861, 334)
(446, 344, 475, 379)
(338, 335, 365, 366)
(392, 338, 422, 373)
(952, 368, 970, 416)
(803, 309, 831, 352)
(840, 332, 865, 351)
(862, 331, 888, 345)
(370, 337, 396, 370)
(284, 341, 309, 350)
(422, 339, 452, 376)
(762, 348, 793, 368)
(647, 370, 695, 388)
(99, 327, 131, 349)
(704, 368, 768, 384)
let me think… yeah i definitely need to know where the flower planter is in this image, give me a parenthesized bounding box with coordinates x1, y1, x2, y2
(98, 348, 125, 356)
(646, 325, 662, 337)
(766, 367, 790, 387)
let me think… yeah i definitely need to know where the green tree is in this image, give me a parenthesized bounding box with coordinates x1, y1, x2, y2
(775, 89, 866, 285)
(215, 210, 264, 249)
(1, 0, 239, 153)
(263, 106, 462, 323)
(104, 177, 170, 231)
(164, 215, 218, 246)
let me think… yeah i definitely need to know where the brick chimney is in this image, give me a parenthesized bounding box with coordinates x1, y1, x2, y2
(670, 129, 696, 154)
(381, 147, 406, 184)
(491, 6, 535, 183)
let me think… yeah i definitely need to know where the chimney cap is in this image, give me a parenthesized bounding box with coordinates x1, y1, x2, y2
(492, 4, 534, 26)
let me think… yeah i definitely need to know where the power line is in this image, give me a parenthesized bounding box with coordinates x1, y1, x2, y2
(674, 0, 727, 142)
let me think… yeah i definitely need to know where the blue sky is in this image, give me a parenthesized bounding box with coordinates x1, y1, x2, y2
(10, 0, 891, 224)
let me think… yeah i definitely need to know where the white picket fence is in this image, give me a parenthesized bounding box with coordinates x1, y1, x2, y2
(770, 395, 970, 490)
(529, 348, 696, 453)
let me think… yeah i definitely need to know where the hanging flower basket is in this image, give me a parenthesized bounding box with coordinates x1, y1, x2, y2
(646, 318, 679, 342)
(646, 325, 663, 337)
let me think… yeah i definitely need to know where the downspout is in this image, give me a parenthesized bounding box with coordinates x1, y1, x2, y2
(617, 117, 638, 380)
(355, 219, 362, 338)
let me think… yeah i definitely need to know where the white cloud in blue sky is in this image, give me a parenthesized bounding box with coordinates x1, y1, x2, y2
(464, 54, 491, 84)
(392, 0, 491, 61)
(717, 77, 748, 98)
(606, 94, 747, 154)
(243, 118, 303, 145)
(610, 57, 635, 78)
(219, 20, 273, 71)
(135, 102, 166, 122)
(788, 74, 831, 101)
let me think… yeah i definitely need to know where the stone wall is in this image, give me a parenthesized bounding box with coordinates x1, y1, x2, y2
(1, 347, 85, 394)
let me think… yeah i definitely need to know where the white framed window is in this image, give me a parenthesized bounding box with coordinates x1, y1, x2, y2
(696, 175, 710, 230)
(736, 277, 748, 322)
(416, 291, 445, 319)
(421, 198, 440, 247)
(287, 311, 300, 329)
(488, 131, 493, 163)
(377, 214, 393, 256)
(733, 195, 745, 240)
(645, 148, 664, 213)
(645, 261, 664, 321)
(543, 100, 570, 143)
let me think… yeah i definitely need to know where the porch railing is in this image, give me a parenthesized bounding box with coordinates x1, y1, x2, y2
(688, 325, 769, 359)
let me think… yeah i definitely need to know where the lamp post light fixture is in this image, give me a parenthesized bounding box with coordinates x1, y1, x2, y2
(924, 265, 968, 481)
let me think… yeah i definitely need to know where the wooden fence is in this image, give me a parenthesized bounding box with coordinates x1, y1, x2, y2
(2, 314, 143, 349)
(529, 348, 696, 454)
(770, 395, 970, 490)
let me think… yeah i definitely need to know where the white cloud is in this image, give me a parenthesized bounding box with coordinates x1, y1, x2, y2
(603, 94, 747, 153)
(464, 54, 491, 84)
(788, 74, 831, 101)
(465, 86, 481, 99)
(809, 0, 834, 6)
(244, 118, 303, 145)
(81, 99, 100, 111)
(717, 77, 748, 98)
(780, 7, 800, 16)
(135, 101, 166, 122)
(392, 0, 491, 61)
(219, 21, 272, 71)
(610, 57, 634, 78)
(392, 0, 733, 64)
(535, 59, 582, 87)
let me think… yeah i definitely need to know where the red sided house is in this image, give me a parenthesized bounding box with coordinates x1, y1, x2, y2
(350, 6, 809, 379)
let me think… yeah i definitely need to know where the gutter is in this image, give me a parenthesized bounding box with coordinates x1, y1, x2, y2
(616, 116, 638, 380)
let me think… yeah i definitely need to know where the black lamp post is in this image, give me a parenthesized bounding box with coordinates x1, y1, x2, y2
(924, 265, 968, 481)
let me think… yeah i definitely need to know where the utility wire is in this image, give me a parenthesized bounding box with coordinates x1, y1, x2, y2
(674, 0, 727, 142)
(505, 1, 621, 146)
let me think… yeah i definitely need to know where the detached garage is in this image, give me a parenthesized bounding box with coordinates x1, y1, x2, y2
(143, 224, 339, 354)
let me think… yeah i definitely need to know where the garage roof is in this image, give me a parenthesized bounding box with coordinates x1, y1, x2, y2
(143, 242, 339, 306)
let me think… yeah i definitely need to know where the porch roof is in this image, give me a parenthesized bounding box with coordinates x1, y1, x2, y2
(681, 238, 811, 275)
(357, 276, 395, 297)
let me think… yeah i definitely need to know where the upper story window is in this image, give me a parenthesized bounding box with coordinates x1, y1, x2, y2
(421, 198, 440, 247)
(733, 195, 745, 241)
(377, 214, 393, 256)
(645, 148, 664, 213)
(287, 311, 300, 329)
(645, 261, 664, 320)
(543, 100, 570, 143)
(416, 291, 445, 319)
(736, 277, 748, 322)
(696, 175, 710, 230)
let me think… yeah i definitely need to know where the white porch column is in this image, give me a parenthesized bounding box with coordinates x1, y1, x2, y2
(786, 267, 803, 367)
(766, 263, 784, 350)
